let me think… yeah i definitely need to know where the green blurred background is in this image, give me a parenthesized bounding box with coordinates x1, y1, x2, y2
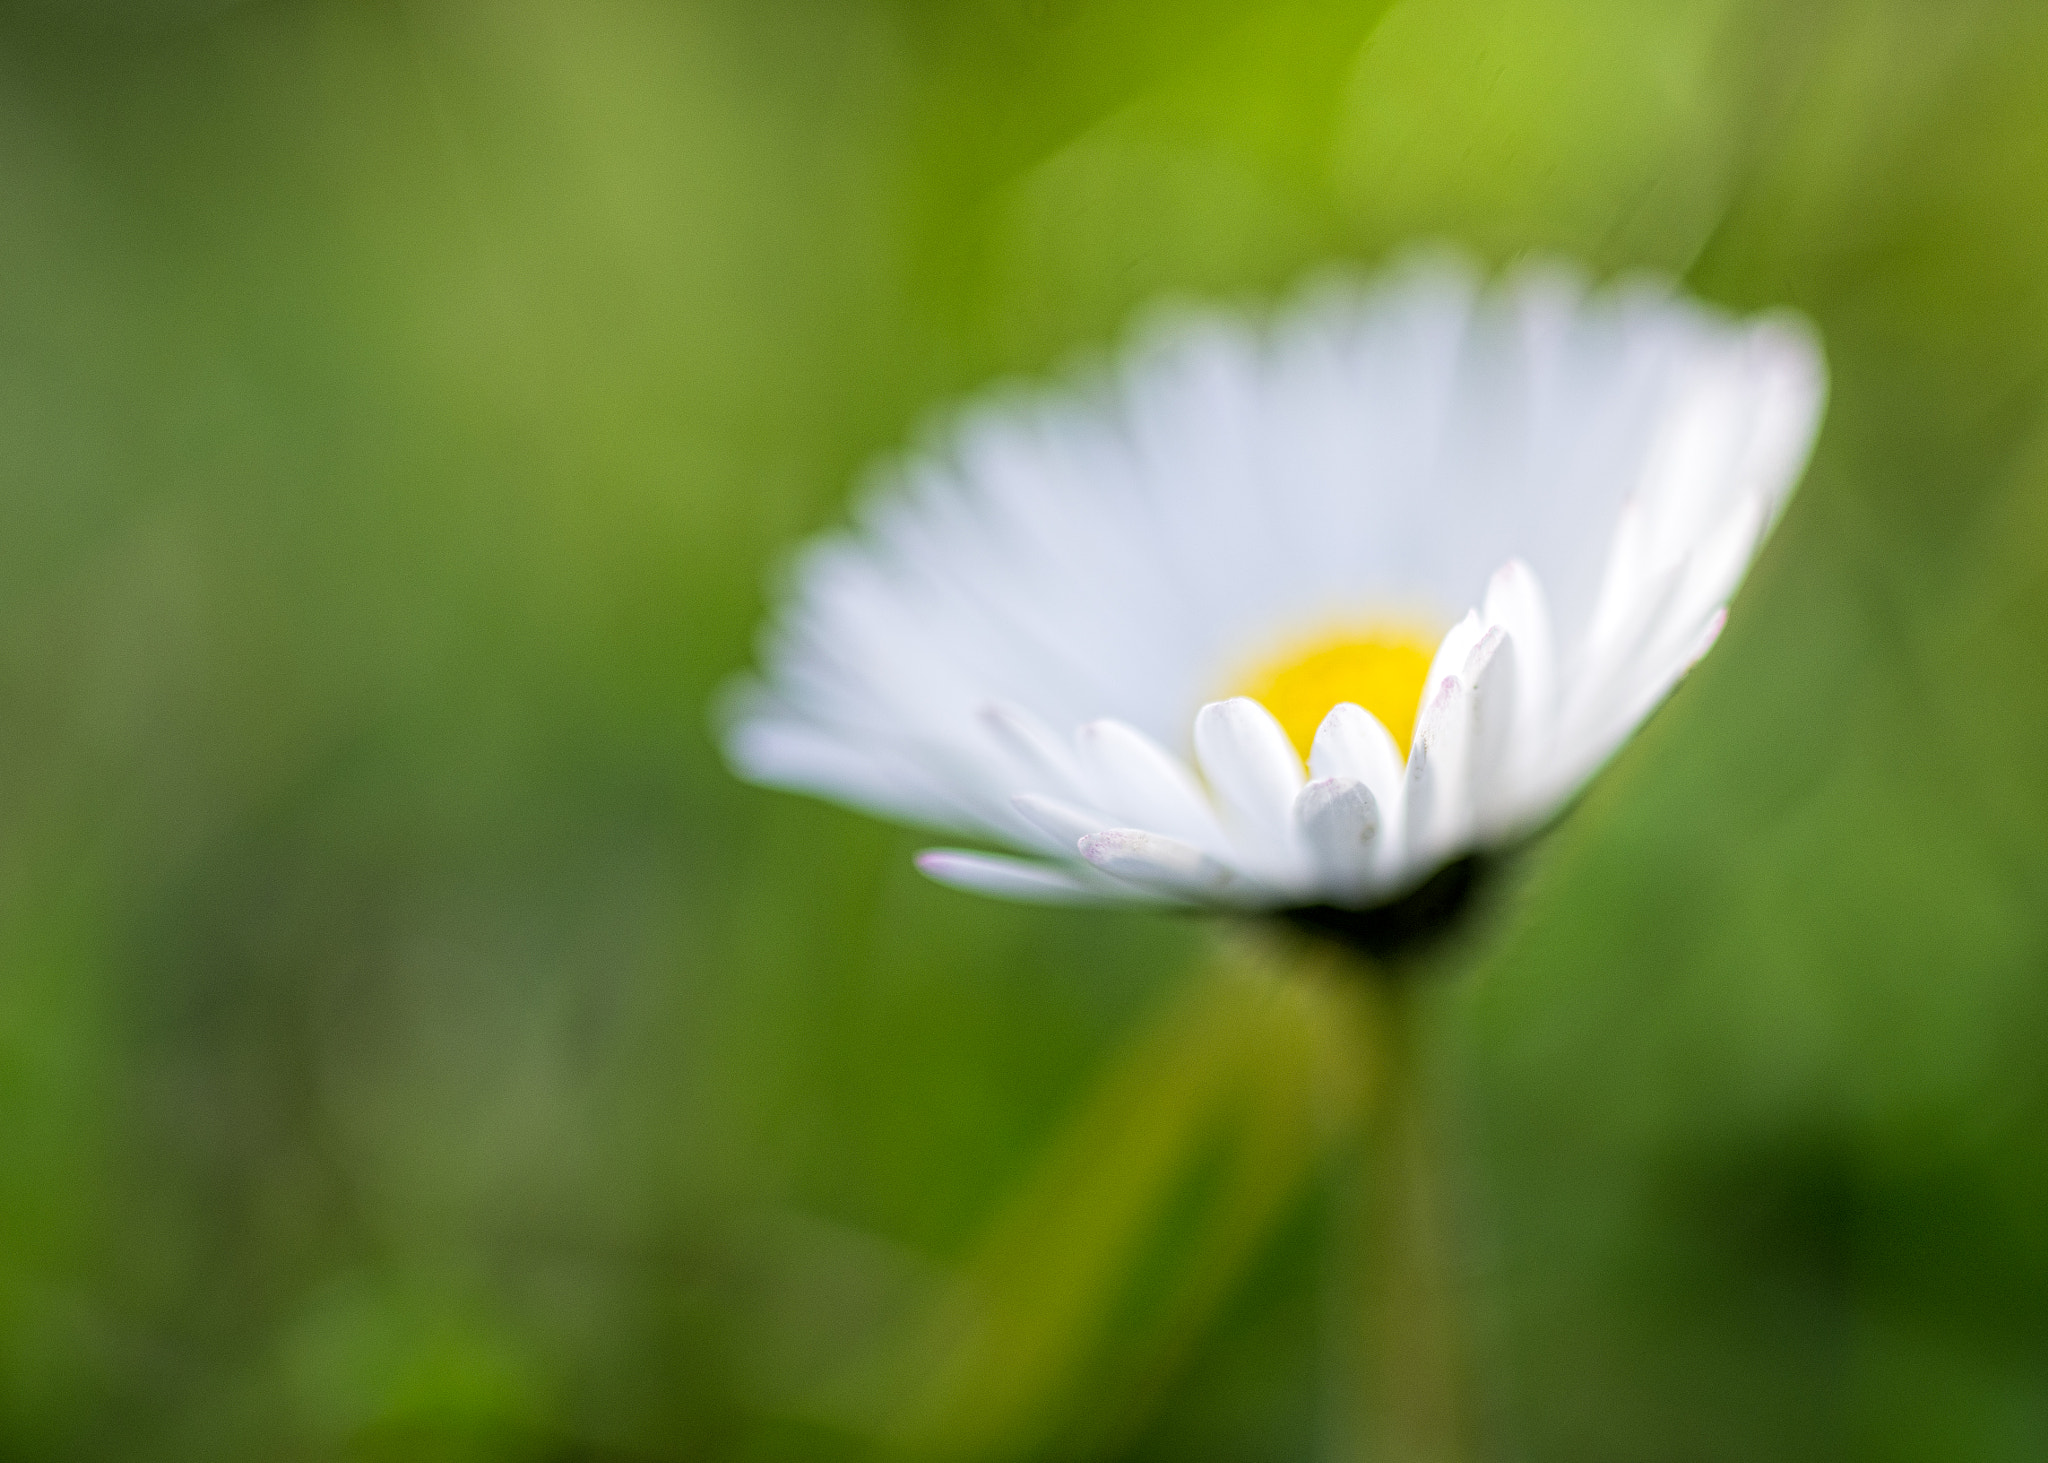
(2, 0, 2047, 1458)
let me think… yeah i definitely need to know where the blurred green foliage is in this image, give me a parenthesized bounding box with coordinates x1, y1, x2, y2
(0, 0, 2045, 1458)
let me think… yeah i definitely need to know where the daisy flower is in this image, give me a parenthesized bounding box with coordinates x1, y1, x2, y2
(723, 256, 1824, 921)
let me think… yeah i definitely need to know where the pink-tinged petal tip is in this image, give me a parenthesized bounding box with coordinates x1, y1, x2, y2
(914, 849, 1098, 904)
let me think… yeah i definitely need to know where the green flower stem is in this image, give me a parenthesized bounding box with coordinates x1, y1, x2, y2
(1331, 964, 1470, 1463)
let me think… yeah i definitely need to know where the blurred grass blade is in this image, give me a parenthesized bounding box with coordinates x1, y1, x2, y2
(852, 949, 1364, 1460)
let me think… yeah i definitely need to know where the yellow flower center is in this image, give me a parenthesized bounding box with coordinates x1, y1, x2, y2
(1234, 627, 1438, 761)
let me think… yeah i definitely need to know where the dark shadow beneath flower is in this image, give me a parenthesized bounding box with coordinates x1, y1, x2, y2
(1278, 855, 1493, 967)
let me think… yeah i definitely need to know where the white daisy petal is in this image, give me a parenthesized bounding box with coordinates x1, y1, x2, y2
(1657, 492, 1770, 656)
(1405, 673, 1473, 866)
(1295, 777, 1381, 894)
(1307, 702, 1406, 819)
(1420, 611, 1486, 744)
(1073, 718, 1227, 853)
(1462, 626, 1522, 834)
(726, 711, 965, 831)
(1577, 495, 1654, 677)
(1560, 556, 1687, 747)
(1078, 828, 1245, 901)
(727, 255, 1826, 914)
(1557, 605, 1731, 796)
(979, 700, 1089, 801)
(914, 849, 1103, 904)
(1481, 558, 1556, 756)
(1688, 605, 1730, 668)
(1010, 792, 1111, 856)
(1738, 320, 1829, 519)
(1193, 698, 1308, 876)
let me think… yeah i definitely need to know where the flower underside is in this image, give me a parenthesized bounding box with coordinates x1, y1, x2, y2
(1234, 627, 1438, 760)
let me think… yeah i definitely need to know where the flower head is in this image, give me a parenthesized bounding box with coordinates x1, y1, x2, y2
(725, 256, 1825, 915)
